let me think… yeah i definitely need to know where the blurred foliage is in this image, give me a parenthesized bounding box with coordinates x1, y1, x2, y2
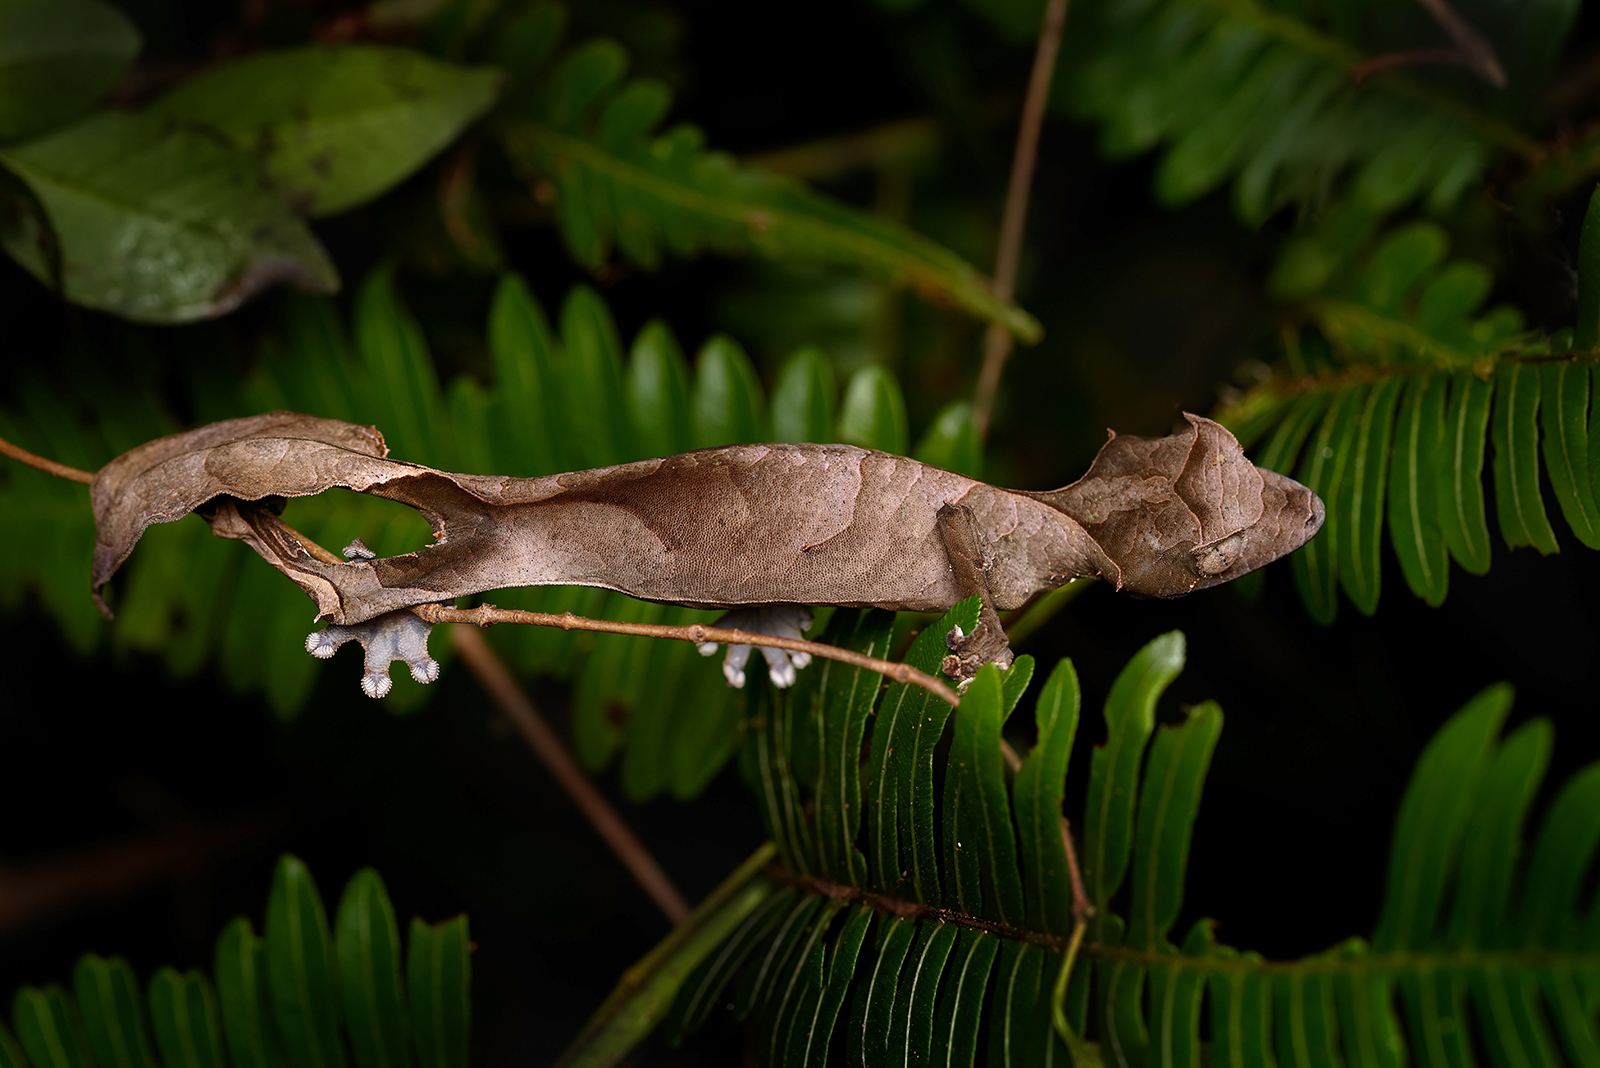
(4, 0, 1600, 1063)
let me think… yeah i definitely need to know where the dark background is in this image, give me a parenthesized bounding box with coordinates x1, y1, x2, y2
(3, 0, 1599, 1064)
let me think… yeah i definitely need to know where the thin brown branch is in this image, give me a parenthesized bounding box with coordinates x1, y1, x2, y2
(450, 624, 692, 924)
(0, 433, 94, 484)
(972, 0, 1070, 440)
(413, 602, 963, 707)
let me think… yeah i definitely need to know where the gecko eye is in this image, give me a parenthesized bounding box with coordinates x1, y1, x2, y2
(1192, 532, 1245, 576)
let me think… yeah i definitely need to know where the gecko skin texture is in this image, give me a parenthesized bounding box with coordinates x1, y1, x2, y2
(91, 411, 1326, 693)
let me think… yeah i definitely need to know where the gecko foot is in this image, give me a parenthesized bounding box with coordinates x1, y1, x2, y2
(697, 605, 814, 689)
(306, 609, 440, 698)
(940, 621, 1015, 690)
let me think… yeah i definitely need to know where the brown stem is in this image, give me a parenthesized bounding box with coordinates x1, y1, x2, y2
(450, 624, 692, 924)
(972, 0, 1070, 440)
(412, 603, 963, 707)
(0, 434, 94, 484)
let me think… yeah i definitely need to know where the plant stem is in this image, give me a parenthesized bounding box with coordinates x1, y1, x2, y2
(450, 624, 692, 924)
(972, 0, 1070, 439)
(413, 603, 962, 707)
(0, 434, 94, 484)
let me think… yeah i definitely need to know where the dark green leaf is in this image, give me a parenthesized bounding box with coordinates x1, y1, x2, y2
(762, 899, 844, 1067)
(835, 366, 908, 454)
(913, 401, 983, 479)
(334, 871, 409, 1068)
(147, 970, 225, 1068)
(1372, 684, 1511, 953)
(0, 112, 336, 323)
(691, 335, 765, 447)
(152, 46, 500, 216)
(265, 855, 346, 1068)
(1014, 659, 1081, 939)
(1337, 376, 1403, 615)
(1206, 950, 1274, 1068)
(947, 664, 1027, 925)
(559, 285, 634, 468)
(72, 955, 158, 1068)
(0, 0, 140, 142)
(1438, 371, 1494, 575)
(789, 905, 872, 1068)
(1491, 362, 1559, 554)
(1540, 362, 1600, 549)
(1084, 631, 1185, 940)
(11, 987, 89, 1068)
(667, 888, 796, 1043)
(814, 610, 895, 887)
(769, 348, 836, 444)
(544, 40, 627, 133)
(930, 929, 1000, 1068)
(214, 918, 282, 1068)
(1291, 383, 1366, 624)
(884, 921, 959, 1067)
(1273, 971, 1341, 1068)
(734, 897, 823, 1020)
(355, 266, 446, 466)
(1330, 944, 1403, 1068)
(846, 916, 917, 1067)
(1516, 763, 1600, 949)
(625, 320, 692, 459)
(406, 918, 470, 1068)
(0, 1020, 25, 1068)
(1128, 702, 1222, 951)
(488, 274, 565, 474)
(1388, 373, 1449, 606)
(1576, 185, 1600, 351)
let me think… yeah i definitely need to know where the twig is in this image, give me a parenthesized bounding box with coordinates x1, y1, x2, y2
(412, 602, 963, 707)
(972, 0, 1070, 440)
(0, 434, 94, 484)
(450, 624, 692, 924)
(1350, 0, 1505, 88)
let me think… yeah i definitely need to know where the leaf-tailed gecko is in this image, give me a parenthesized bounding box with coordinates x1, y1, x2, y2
(88, 411, 1324, 696)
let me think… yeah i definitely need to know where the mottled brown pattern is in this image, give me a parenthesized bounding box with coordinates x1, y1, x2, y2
(90, 411, 1324, 628)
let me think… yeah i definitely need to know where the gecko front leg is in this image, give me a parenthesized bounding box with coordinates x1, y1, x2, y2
(936, 502, 1015, 686)
(699, 605, 814, 688)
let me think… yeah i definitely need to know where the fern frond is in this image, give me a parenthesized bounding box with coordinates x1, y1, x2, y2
(560, 616, 1600, 1067)
(3, 857, 470, 1068)
(491, 29, 1039, 341)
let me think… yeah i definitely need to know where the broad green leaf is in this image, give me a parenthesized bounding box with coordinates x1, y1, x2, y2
(559, 285, 634, 468)
(913, 401, 983, 478)
(355, 267, 446, 466)
(147, 970, 224, 1068)
(11, 987, 88, 1068)
(625, 320, 692, 459)
(72, 955, 158, 1068)
(1438, 371, 1494, 574)
(499, 120, 1041, 341)
(1491, 363, 1559, 554)
(1148, 950, 1208, 1068)
(0, 111, 337, 323)
(1097, 953, 1149, 1068)
(1291, 383, 1366, 624)
(1337, 376, 1403, 614)
(1388, 373, 1449, 606)
(1371, 684, 1511, 953)
(1253, 389, 1331, 476)
(265, 855, 346, 1068)
(1541, 362, 1600, 548)
(1206, 951, 1274, 1068)
(930, 930, 1001, 1068)
(214, 918, 281, 1068)
(814, 610, 895, 887)
(406, 918, 470, 1068)
(488, 273, 565, 474)
(691, 335, 765, 447)
(1014, 659, 1082, 938)
(769, 348, 835, 444)
(334, 871, 410, 1068)
(0, 0, 139, 142)
(1128, 702, 1223, 951)
(1446, 718, 1550, 949)
(1083, 631, 1185, 941)
(152, 46, 500, 216)
(835, 366, 908, 454)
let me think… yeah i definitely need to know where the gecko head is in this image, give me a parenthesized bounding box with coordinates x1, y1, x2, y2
(1044, 413, 1325, 598)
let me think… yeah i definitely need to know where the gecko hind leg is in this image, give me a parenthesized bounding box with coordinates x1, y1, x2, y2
(698, 605, 814, 689)
(936, 502, 1015, 687)
(307, 609, 440, 698)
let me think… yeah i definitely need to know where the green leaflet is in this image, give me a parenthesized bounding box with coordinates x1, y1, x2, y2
(1387, 373, 1450, 606)
(1439, 370, 1495, 575)
(691, 335, 766, 448)
(151, 45, 500, 217)
(769, 348, 837, 445)
(1337, 376, 1403, 615)
(836, 366, 910, 455)
(1541, 361, 1600, 548)
(1291, 383, 1366, 624)
(944, 664, 1027, 926)
(1014, 659, 1082, 939)
(814, 610, 896, 887)
(0, 0, 140, 142)
(0, 111, 337, 323)
(9, 864, 463, 1068)
(1492, 362, 1560, 554)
